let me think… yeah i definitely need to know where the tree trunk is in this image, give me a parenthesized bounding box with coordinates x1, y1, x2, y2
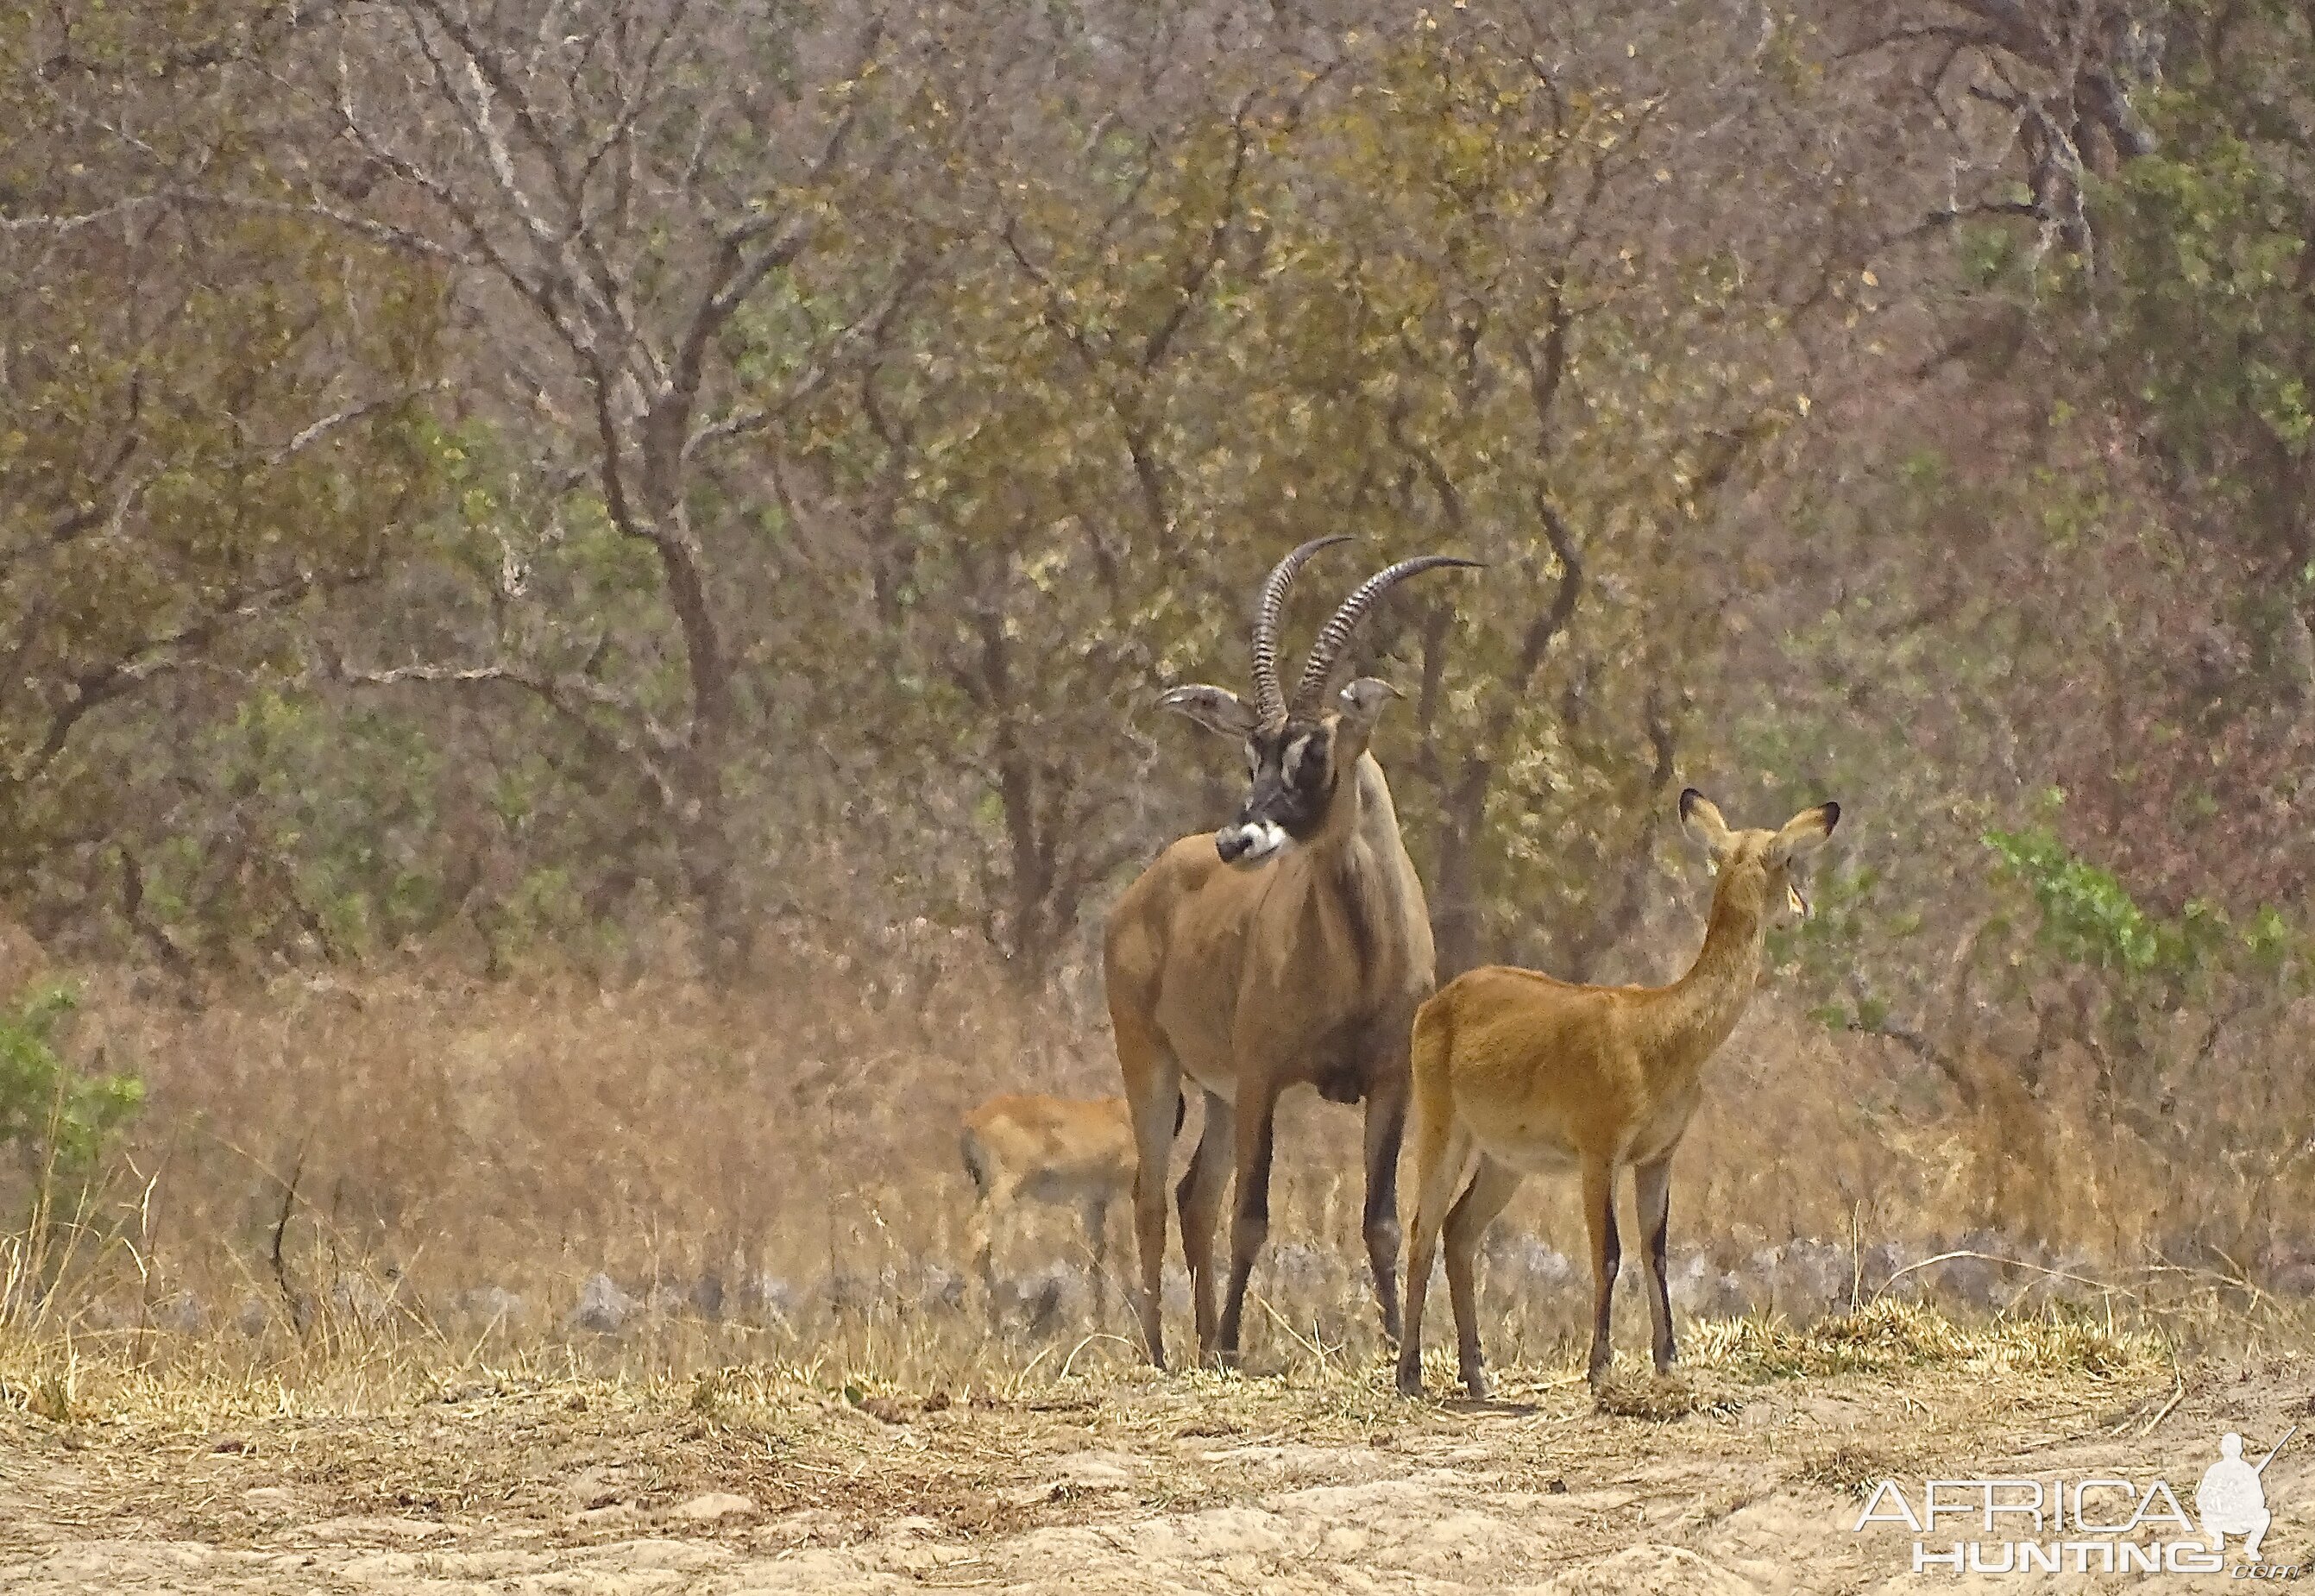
(1429, 767, 1490, 982)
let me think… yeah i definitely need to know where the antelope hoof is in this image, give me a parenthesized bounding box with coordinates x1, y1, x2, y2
(1394, 1358, 1425, 1398)
(1586, 1353, 1613, 1391)
(1654, 1342, 1677, 1375)
(1461, 1363, 1489, 1401)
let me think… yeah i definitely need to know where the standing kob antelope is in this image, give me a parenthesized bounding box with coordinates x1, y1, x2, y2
(1105, 537, 1477, 1368)
(1395, 789, 1840, 1397)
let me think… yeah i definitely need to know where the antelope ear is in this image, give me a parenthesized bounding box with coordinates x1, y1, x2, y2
(1156, 684, 1258, 738)
(1678, 788, 1733, 857)
(1335, 676, 1402, 730)
(1770, 801, 1841, 864)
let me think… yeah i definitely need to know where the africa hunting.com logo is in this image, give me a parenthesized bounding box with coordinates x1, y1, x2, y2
(1852, 1426, 2298, 1576)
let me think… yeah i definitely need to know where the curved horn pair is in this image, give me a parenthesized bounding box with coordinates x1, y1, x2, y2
(1248, 540, 1481, 719)
(1249, 537, 1352, 722)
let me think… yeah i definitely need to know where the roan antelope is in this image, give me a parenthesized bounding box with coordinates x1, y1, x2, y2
(1394, 789, 1840, 1397)
(1105, 537, 1478, 1368)
(959, 1092, 1160, 1323)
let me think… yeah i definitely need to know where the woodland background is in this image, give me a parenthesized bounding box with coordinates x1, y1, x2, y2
(1, 0, 2312, 1361)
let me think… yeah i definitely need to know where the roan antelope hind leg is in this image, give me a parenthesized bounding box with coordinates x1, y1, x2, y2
(1634, 1155, 1677, 1373)
(1118, 1021, 1183, 1368)
(1361, 1077, 1410, 1346)
(1443, 1157, 1523, 1398)
(1177, 1091, 1234, 1355)
(1581, 1156, 1621, 1388)
(1214, 1078, 1283, 1366)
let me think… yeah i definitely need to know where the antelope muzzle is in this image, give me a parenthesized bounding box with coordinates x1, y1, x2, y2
(1214, 722, 1335, 866)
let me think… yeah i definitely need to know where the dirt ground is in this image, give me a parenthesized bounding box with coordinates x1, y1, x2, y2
(2, 1335, 2308, 1594)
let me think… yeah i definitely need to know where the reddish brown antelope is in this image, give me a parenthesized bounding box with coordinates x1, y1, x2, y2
(959, 1091, 1173, 1323)
(1105, 538, 1478, 1368)
(1395, 789, 1840, 1397)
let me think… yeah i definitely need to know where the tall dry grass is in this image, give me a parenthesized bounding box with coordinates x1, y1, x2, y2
(2, 913, 2310, 1404)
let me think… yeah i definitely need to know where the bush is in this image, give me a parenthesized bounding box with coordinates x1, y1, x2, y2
(0, 983, 143, 1195)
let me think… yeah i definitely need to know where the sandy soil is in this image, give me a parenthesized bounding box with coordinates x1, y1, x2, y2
(2, 1350, 2307, 1593)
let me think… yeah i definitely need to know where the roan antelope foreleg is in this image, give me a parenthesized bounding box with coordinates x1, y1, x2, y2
(1214, 1078, 1282, 1367)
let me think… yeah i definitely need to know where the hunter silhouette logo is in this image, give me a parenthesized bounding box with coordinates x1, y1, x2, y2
(1853, 1425, 2298, 1575)
(2198, 1427, 2293, 1560)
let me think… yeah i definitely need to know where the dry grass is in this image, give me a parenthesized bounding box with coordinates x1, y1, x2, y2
(2, 933, 2304, 1593)
(0, 1294, 2162, 1442)
(0, 1251, 2230, 1593)
(1683, 1298, 2167, 1382)
(0, 923, 2307, 1401)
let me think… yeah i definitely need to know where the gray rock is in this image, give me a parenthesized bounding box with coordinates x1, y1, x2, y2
(908, 1261, 967, 1314)
(2272, 1260, 2315, 1298)
(568, 1272, 638, 1335)
(330, 1273, 395, 1329)
(1264, 1242, 1333, 1300)
(1770, 1240, 1854, 1323)
(154, 1291, 207, 1334)
(2034, 1249, 2103, 1305)
(819, 1269, 884, 1315)
(747, 1272, 801, 1321)
(1928, 1234, 2006, 1311)
(690, 1269, 727, 1319)
(992, 1263, 1071, 1336)
(1161, 1264, 1191, 1314)
(1859, 1241, 1922, 1301)
(457, 1285, 528, 1329)
(1484, 1234, 1576, 1297)
(1667, 1252, 1748, 1318)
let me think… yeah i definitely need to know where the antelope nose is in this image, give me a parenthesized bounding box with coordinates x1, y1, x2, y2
(1215, 820, 1285, 864)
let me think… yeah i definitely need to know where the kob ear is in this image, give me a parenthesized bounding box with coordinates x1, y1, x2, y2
(1678, 788, 1733, 855)
(1335, 676, 1403, 730)
(1770, 801, 1841, 864)
(1155, 684, 1258, 738)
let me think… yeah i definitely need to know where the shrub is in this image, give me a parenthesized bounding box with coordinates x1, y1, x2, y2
(0, 983, 143, 1197)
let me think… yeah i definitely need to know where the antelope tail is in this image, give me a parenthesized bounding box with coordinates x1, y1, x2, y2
(1411, 999, 1454, 1093)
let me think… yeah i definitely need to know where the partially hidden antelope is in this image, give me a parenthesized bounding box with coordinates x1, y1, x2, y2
(1394, 789, 1840, 1397)
(959, 1092, 1160, 1323)
(1105, 538, 1478, 1368)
